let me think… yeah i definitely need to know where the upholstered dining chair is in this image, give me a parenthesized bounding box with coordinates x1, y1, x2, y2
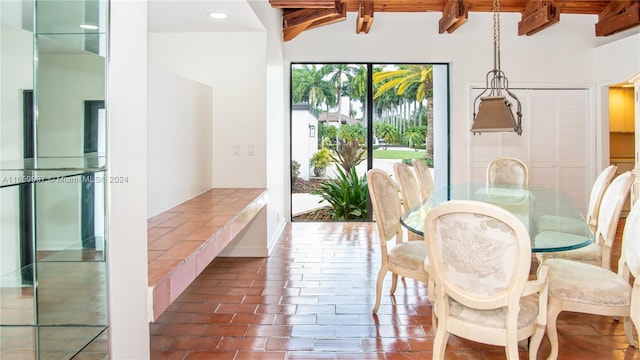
(424, 200, 548, 360)
(536, 165, 617, 235)
(393, 162, 423, 240)
(367, 168, 429, 314)
(486, 156, 530, 188)
(543, 200, 640, 359)
(536, 171, 634, 271)
(411, 158, 434, 201)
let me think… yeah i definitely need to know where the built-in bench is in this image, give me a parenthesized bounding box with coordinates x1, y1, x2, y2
(146, 188, 267, 321)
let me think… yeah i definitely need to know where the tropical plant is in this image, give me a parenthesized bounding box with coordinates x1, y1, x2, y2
(330, 139, 366, 175)
(321, 64, 358, 127)
(311, 166, 368, 220)
(318, 123, 337, 144)
(310, 147, 333, 169)
(402, 126, 425, 149)
(337, 123, 366, 143)
(373, 65, 434, 160)
(292, 64, 336, 112)
(374, 122, 399, 144)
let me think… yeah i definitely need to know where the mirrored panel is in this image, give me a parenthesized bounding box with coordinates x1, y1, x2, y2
(0, 0, 108, 358)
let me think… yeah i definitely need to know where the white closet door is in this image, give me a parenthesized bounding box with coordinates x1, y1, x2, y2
(469, 88, 590, 214)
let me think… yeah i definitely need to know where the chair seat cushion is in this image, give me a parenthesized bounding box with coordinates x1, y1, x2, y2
(447, 294, 539, 329)
(535, 231, 600, 264)
(389, 241, 427, 272)
(545, 259, 631, 306)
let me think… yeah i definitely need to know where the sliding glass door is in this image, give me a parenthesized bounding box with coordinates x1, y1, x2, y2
(291, 63, 447, 222)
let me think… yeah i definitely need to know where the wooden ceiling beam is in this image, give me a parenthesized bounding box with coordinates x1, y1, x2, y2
(439, 0, 468, 34)
(518, 0, 560, 35)
(595, 0, 640, 36)
(272, 0, 640, 40)
(283, 1, 342, 28)
(356, 1, 375, 33)
(283, 1, 347, 41)
(271, 0, 337, 8)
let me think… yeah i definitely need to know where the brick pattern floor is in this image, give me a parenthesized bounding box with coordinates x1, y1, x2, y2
(149, 221, 639, 360)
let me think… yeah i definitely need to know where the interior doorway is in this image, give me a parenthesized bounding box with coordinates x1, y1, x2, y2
(608, 83, 635, 214)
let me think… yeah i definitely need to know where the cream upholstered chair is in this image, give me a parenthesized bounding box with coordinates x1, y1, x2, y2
(536, 171, 634, 270)
(393, 162, 422, 211)
(543, 200, 640, 360)
(424, 200, 548, 360)
(411, 158, 434, 201)
(367, 168, 429, 314)
(412, 158, 434, 201)
(536, 165, 617, 234)
(486, 157, 530, 188)
(393, 162, 423, 240)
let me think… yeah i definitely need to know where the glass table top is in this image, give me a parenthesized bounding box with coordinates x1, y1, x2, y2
(400, 184, 593, 253)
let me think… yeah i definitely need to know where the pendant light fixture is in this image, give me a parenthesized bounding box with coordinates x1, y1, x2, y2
(471, 0, 522, 135)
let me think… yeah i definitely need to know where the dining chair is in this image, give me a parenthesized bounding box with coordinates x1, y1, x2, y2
(536, 164, 617, 234)
(367, 168, 429, 314)
(424, 200, 548, 360)
(543, 200, 640, 359)
(536, 171, 634, 271)
(393, 162, 423, 240)
(486, 156, 530, 188)
(411, 158, 434, 201)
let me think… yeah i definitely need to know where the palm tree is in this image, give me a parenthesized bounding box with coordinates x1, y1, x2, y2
(373, 65, 434, 161)
(292, 64, 336, 112)
(374, 122, 399, 145)
(321, 65, 358, 124)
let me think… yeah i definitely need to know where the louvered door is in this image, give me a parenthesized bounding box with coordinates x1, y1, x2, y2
(469, 88, 591, 214)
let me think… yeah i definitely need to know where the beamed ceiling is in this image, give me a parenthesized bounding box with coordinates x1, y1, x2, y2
(268, 0, 640, 41)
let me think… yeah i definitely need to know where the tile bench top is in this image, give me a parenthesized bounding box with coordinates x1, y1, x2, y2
(147, 188, 267, 321)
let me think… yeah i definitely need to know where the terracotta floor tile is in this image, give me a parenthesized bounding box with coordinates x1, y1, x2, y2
(148, 221, 640, 360)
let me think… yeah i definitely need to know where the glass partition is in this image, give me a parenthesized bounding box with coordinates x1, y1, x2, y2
(0, 0, 108, 358)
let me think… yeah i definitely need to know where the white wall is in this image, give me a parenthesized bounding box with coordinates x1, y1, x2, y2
(593, 34, 640, 168)
(147, 68, 213, 217)
(108, 1, 150, 358)
(291, 106, 319, 180)
(250, 0, 288, 252)
(284, 12, 640, 183)
(148, 32, 267, 188)
(148, 29, 281, 255)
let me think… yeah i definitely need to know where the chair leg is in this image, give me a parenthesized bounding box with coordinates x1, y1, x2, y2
(546, 299, 562, 360)
(373, 267, 387, 314)
(505, 341, 519, 360)
(529, 323, 545, 360)
(623, 316, 635, 347)
(631, 287, 640, 348)
(390, 273, 398, 294)
(433, 321, 448, 359)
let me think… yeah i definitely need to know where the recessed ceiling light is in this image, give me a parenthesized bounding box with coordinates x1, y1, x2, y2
(80, 24, 99, 30)
(208, 12, 228, 19)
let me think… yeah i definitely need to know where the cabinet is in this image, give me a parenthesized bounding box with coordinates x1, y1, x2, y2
(0, 0, 109, 358)
(609, 87, 635, 133)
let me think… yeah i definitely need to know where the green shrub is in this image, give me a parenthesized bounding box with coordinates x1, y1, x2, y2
(291, 160, 301, 183)
(310, 147, 333, 169)
(311, 166, 368, 220)
(404, 157, 433, 167)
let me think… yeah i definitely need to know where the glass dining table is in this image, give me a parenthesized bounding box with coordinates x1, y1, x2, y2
(400, 184, 593, 253)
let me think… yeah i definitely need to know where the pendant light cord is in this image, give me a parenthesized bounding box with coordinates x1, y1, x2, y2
(493, 0, 502, 93)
